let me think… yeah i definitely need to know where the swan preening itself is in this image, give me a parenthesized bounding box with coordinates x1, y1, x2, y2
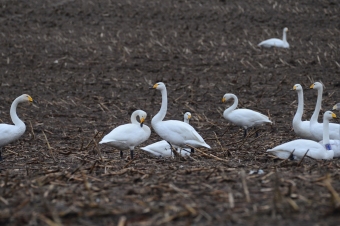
(151, 82, 211, 150)
(258, 27, 289, 49)
(141, 112, 193, 157)
(310, 82, 340, 140)
(292, 84, 315, 140)
(222, 93, 272, 137)
(99, 110, 151, 159)
(0, 94, 33, 161)
(267, 111, 336, 160)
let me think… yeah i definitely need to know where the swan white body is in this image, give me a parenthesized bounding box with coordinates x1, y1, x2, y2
(258, 27, 289, 48)
(151, 82, 211, 149)
(0, 94, 33, 161)
(141, 112, 193, 157)
(222, 93, 272, 137)
(99, 110, 151, 159)
(310, 82, 340, 141)
(292, 84, 315, 140)
(267, 111, 336, 160)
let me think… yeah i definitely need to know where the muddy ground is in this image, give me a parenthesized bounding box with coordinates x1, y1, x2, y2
(0, 0, 340, 225)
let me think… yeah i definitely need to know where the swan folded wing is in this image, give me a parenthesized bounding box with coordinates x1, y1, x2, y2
(0, 125, 25, 146)
(99, 124, 136, 144)
(230, 110, 270, 127)
(258, 38, 283, 47)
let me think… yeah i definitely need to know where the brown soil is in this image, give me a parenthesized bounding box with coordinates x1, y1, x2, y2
(1, 0, 340, 225)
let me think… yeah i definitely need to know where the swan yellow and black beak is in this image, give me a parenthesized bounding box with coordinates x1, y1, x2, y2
(187, 114, 192, 120)
(222, 97, 226, 103)
(332, 112, 337, 119)
(140, 116, 145, 127)
(153, 83, 159, 89)
(28, 95, 33, 103)
(292, 85, 297, 90)
(333, 104, 338, 110)
(310, 84, 315, 89)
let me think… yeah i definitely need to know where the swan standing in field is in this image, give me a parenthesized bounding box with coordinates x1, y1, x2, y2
(0, 94, 33, 161)
(291, 84, 315, 140)
(141, 112, 193, 157)
(267, 111, 336, 160)
(310, 82, 340, 140)
(258, 27, 289, 48)
(222, 93, 272, 137)
(99, 110, 151, 159)
(151, 82, 211, 150)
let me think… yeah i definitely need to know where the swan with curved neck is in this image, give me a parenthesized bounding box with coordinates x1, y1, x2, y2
(292, 84, 315, 140)
(267, 111, 336, 160)
(141, 112, 193, 157)
(99, 110, 151, 159)
(258, 27, 289, 48)
(222, 93, 272, 137)
(151, 82, 210, 149)
(0, 94, 33, 161)
(310, 82, 340, 140)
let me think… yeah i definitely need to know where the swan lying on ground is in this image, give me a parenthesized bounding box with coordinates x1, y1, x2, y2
(258, 27, 289, 48)
(0, 94, 33, 161)
(222, 93, 272, 137)
(267, 111, 336, 160)
(99, 110, 151, 159)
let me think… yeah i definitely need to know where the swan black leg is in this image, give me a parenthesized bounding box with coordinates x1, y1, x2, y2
(243, 129, 247, 138)
(130, 149, 134, 159)
(255, 130, 259, 137)
(0, 148, 2, 161)
(120, 150, 123, 159)
(166, 141, 175, 157)
(190, 148, 195, 153)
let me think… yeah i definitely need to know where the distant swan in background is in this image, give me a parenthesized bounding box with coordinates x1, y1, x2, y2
(99, 110, 151, 159)
(0, 94, 33, 161)
(291, 84, 315, 140)
(222, 93, 272, 137)
(258, 27, 289, 48)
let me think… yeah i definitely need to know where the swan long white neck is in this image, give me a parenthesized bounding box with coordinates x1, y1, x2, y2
(130, 111, 139, 124)
(293, 89, 304, 124)
(310, 86, 323, 124)
(152, 87, 167, 124)
(223, 94, 238, 118)
(322, 116, 330, 147)
(10, 97, 25, 128)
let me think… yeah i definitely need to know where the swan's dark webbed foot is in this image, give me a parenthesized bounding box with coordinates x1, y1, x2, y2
(120, 150, 123, 159)
(243, 129, 248, 138)
(130, 149, 134, 159)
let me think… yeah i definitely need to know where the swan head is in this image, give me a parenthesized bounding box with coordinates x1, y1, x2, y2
(153, 82, 166, 91)
(184, 112, 191, 120)
(138, 111, 147, 127)
(283, 27, 288, 33)
(333, 103, 340, 111)
(19, 94, 33, 103)
(222, 93, 233, 103)
(292, 84, 302, 91)
(310, 82, 323, 90)
(324, 111, 336, 121)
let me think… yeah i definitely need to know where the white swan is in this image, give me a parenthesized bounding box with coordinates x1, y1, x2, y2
(99, 110, 151, 159)
(258, 27, 289, 48)
(267, 111, 336, 160)
(310, 82, 340, 141)
(222, 93, 272, 137)
(333, 103, 340, 111)
(0, 94, 33, 161)
(151, 82, 211, 150)
(292, 84, 315, 140)
(141, 112, 193, 157)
